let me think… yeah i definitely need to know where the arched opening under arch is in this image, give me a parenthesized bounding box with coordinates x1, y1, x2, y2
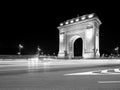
(74, 38, 83, 58)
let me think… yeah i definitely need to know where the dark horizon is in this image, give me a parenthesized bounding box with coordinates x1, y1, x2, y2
(1, 2, 120, 55)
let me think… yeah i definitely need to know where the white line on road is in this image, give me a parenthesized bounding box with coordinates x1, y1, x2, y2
(101, 70, 108, 73)
(64, 71, 94, 76)
(64, 68, 120, 76)
(114, 68, 120, 72)
(98, 81, 120, 84)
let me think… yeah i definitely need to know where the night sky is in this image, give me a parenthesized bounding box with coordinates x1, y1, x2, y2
(1, 1, 120, 55)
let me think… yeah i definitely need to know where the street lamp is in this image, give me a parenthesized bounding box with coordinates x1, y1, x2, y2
(37, 46, 41, 56)
(18, 44, 23, 55)
(53, 53, 55, 56)
(114, 47, 119, 56)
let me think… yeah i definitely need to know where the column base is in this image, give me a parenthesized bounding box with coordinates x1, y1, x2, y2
(58, 52, 65, 58)
(83, 53, 94, 58)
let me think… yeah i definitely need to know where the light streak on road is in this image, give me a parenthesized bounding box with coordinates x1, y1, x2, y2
(98, 81, 120, 84)
(27, 57, 51, 71)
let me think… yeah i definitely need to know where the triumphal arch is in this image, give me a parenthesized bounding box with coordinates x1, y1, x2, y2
(58, 13, 101, 58)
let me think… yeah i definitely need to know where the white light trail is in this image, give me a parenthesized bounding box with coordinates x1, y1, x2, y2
(98, 81, 120, 84)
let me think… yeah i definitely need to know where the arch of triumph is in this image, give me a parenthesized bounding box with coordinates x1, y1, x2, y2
(57, 13, 101, 58)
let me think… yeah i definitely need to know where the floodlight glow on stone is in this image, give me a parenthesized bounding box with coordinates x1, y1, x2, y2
(60, 34, 64, 42)
(86, 29, 93, 39)
(88, 14, 94, 18)
(81, 16, 86, 20)
(75, 18, 79, 22)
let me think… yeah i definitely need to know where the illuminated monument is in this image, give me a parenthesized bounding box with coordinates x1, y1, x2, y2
(58, 13, 101, 58)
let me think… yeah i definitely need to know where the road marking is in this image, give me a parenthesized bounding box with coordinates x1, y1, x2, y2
(114, 68, 120, 72)
(64, 68, 120, 76)
(101, 70, 108, 73)
(98, 81, 120, 84)
(64, 71, 95, 76)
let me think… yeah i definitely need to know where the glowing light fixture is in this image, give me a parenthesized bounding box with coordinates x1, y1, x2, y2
(88, 14, 94, 18)
(65, 21, 69, 24)
(81, 16, 86, 20)
(70, 20, 74, 23)
(75, 18, 79, 22)
(60, 23, 63, 26)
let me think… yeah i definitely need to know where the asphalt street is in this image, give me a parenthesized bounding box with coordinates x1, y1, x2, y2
(0, 59, 120, 90)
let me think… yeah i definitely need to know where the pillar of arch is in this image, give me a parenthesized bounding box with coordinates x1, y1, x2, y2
(58, 14, 101, 58)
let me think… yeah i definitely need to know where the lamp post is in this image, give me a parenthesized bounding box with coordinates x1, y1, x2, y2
(37, 46, 41, 56)
(18, 44, 23, 55)
(115, 47, 119, 56)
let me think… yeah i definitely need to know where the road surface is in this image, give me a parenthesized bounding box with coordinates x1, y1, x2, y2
(0, 59, 120, 90)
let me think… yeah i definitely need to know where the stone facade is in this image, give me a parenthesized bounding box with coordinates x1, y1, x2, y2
(58, 14, 101, 58)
